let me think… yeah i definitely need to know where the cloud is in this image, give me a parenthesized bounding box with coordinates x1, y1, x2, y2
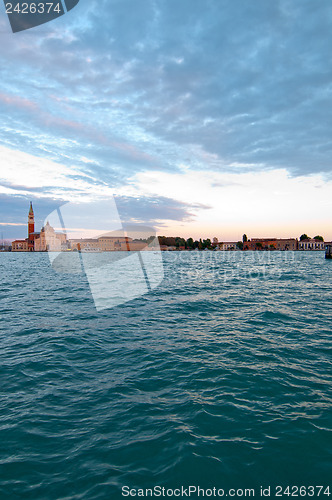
(0, 222, 25, 226)
(0, 144, 111, 200)
(114, 195, 210, 226)
(1, 0, 332, 180)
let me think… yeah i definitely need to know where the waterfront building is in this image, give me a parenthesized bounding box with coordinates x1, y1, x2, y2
(69, 237, 149, 252)
(220, 242, 238, 251)
(243, 238, 277, 250)
(12, 203, 67, 252)
(97, 237, 129, 252)
(34, 221, 67, 251)
(12, 239, 29, 251)
(298, 238, 325, 251)
(275, 238, 298, 251)
(70, 238, 105, 252)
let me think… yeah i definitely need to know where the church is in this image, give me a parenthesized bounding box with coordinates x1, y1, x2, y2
(12, 203, 67, 252)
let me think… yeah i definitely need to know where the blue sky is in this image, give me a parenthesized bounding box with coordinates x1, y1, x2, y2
(1, 0, 332, 240)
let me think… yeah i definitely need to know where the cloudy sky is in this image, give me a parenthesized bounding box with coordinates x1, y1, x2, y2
(1, 0, 332, 241)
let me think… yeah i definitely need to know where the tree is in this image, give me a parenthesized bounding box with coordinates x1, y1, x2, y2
(243, 234, 248, 242)
(237, 241, 243, 250)
(203, 238, 212, 249)
(146, 236, 155, 245)
(167, 237, 176, 246)
(186, 237, 194, 249)
(158, 236, 176, 246)
(300, 234, 309, 241)
(175, 237, 186, 248)
(314, 235, 324, 241)
(256, 242, 263, 249)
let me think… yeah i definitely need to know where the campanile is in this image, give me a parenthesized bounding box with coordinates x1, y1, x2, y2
(28, 202, 35, 251)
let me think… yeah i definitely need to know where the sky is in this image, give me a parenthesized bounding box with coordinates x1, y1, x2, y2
(1, 0, 332, 241)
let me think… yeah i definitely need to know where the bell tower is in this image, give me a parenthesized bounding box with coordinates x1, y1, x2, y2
(28, 202, 35, 251)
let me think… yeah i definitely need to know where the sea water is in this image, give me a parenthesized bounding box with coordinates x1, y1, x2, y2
(0, 251, 331, 499)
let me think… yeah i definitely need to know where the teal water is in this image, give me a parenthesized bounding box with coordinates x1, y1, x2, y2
(0, 252, 331, 499)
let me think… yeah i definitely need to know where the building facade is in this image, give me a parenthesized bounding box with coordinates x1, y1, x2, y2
(275, 238, 298, 251)
(69, 236, 149, 252)
(243, 238, 277, 250)
(12, 203, 67, 252)
(34, 221, 67, 251)
(220, 242, 238, 250)
(12, 239, 29, 251)
(298, 238, 325, 250)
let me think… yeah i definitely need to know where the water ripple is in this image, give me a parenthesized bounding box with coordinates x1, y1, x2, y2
(0, 252, 331, 499)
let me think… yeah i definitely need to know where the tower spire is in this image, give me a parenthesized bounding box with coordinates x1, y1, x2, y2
(28, 202, 35, 251)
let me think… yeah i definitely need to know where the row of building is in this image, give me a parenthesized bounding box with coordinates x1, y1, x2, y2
(218, 238, 327, 251)
(10, 203, 330, 252)
(160, 237, 329, 251)
(11, 203, 149, 252)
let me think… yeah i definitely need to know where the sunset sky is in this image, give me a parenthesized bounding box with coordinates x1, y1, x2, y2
(1, 0, 332, 241)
